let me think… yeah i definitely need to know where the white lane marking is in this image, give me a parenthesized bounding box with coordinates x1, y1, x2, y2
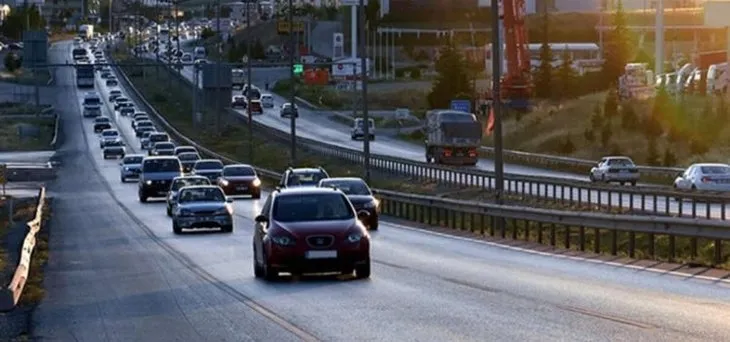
(383, 220, 730, 284)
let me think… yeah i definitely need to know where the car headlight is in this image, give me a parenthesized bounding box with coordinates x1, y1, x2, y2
(270, 235, 296, 246)
(124, 167, 130, 171)
(362, 202, 375, 209)
(145, 180, 152, 185)
(252, 178, 261, 187)
(213, 208, 229, 215)
(347, 233, 363, 243)
(219, 179, 229, 186)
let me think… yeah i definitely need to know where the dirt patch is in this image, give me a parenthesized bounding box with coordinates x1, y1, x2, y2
(0, 118, 55, 152)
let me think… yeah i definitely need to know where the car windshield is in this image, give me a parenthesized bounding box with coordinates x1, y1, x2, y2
(178, 153, 200, 161)
(95, 118, 110, 123)
(123, 156, 144, 164)
(700, 166, 730, 175)
(138, 121, 153, 127)
(155, 143, 175, 150)
(150, 134, 168, 142)
(223, 166, 255, 176)
(102, 130, 118, 137)
(171, 178, 210, 191)
(196, 161, 223, 170)
(106, 141, 123, 147)
(178, 187, 225, 203)
(320, 180, 371, 195)
(273, 193, 354, 222)
(143, 159, 180, 172)
(608, 158, 634, 166)
(176, 147, 195, 154)
(288, 172, 326, 186)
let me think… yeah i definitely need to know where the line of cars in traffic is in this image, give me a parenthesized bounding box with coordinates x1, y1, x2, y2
(85, 45, 380, 280)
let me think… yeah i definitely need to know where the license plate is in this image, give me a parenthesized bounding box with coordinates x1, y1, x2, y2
(305, 250, 337, 259)
(620, 170, 629, 173)
(236, 186, 247, 191)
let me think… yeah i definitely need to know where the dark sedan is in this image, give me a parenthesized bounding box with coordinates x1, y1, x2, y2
(177, 152, 201, 173)
(253, 187, 371, 281)
(192, 159, 224, 181)
(217, 164, 261, 198)
(93, 117, 112, 133)
(319, 177, 380, 230)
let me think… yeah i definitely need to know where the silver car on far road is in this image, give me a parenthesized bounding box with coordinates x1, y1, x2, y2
(673, 163, 730, 193)
(589, 156, 640, 185)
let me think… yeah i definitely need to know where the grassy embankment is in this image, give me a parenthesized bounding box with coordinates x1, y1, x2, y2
(0, 103, 55, 151)
(112, 48, 727, 267)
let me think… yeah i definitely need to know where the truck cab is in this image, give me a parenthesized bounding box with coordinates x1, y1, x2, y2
(424, 110, 481, 166)
(351, 118, 375, 141)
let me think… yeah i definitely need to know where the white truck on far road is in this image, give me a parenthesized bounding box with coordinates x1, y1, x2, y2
(78, 25, 94, 41)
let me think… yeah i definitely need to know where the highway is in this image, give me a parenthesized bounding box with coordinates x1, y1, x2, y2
(141, 46, 730, 220)
(30, 40, 730, 340)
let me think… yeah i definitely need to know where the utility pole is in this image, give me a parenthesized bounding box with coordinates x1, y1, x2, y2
(491, 0, 504, 206)
(655, 0, 664, 77)
(215, 0, 222, 131)
(108, 0, 113, 33)
(246, 1, 253, 163)
(288, 0, 297, 166)
(359, 0, 370, 182)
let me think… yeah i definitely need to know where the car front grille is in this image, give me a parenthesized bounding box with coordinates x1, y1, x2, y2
(306, 235, 335, 248)
(195, 210, 215, 216)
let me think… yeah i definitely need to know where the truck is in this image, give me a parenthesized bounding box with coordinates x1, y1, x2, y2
(232, 69, 245, 89)
(424, 110, 482, 166)
(76, 63, 95, 88)
(78, 24, 94, 41)
(618, 63, 654, 101)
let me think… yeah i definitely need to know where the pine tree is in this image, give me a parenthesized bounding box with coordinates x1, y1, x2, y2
(427, 43, 472, 109)
(533, 9, 552, 98)
(601, 0, 631, 87)
(557, 47, 577, 100)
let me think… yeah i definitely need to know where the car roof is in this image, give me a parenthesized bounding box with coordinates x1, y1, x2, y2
(173, 175, 208, 181)
(691, 163, 729, 168)
(224, 163, 253, 169)
(196, 159, 222, 163)
(178, 185, 220, 191)
(320, 177, 365, 183)
(143, 156, 178, 161)
(124, 154, 145, 159)
(276, 187, 343, 196)
(290, 167, 324, 173)
(94, 117, 110, 121)
(154, 141, 174, 146)
(175, 145, 195, 149)
(102, 128, 118, 132)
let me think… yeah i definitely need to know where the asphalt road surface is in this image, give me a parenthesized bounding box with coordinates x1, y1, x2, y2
(30, 40, 730, 341)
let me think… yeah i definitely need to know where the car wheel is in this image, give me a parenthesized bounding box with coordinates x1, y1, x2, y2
(263, 255, 279, 281)
(221, 224, 233, 233)
(139, 193, 148, 203)
(589, 174, 594, 182)
(369, 219, 379, 231)
(631, 181, 637, 186)
(253, 245, 264, 278)
(172, 222, 182, 234)
(120, 176, 125, 183)
(355, 260, 371, 279)
(166, 205, 171, 217)
(351, 135, 356, 140)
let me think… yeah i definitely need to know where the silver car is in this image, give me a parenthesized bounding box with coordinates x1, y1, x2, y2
(166, 175, 211, 216)
(589, 156, 640, 185)
(171, 185, 233, 234)
(674, 163, 730, 192)
(99, 129, 121, 148)
(120, 154, 144, 182)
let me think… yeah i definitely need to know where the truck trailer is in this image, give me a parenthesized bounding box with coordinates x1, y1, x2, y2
(424, 110, 482, 166)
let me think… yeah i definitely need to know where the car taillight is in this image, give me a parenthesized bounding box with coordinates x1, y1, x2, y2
(468, 148, 477, 157)
(443, 149, 452, 157)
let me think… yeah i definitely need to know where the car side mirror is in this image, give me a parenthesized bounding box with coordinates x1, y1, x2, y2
(371, 189, 378, 195)
(357, 210, 370, 221)
(254, 214, 268, 223)
(226, 197, 233, 203)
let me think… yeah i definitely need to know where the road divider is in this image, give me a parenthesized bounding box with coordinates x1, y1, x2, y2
(112, 55, 730, 221)
(112, 58, 730, 268)
(0, 187, 47, 312)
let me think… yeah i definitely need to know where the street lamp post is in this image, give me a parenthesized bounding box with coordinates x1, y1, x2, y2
(246, 3, 253, 163)
(288, 0, 297, 165)
(358, 0, 370, 182)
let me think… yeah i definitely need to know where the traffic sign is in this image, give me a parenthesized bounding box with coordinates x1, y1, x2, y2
(450, 99, 471, 113)
(293, 63, 303, 74)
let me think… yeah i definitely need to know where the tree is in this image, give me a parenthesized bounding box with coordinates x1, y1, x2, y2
(557, 47, 577, 100)
(251, 39, 266, 59)
(604, 88, 619, 117)
(533, 9, 552, 98)
(601, 0, 631, 87)
(0, 5, 46, 41)
(427, 43, 472, 109)
(646, 137, 660, 166)
(365, 0, 381, 32)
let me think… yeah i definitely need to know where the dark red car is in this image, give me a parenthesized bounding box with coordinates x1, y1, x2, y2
(217, 164, 262, 198)
(253, 187, 371, 280)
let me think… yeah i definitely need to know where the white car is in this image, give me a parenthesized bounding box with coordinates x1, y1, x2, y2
(99, 129, 121, 148)
(260, 94, 274, 108)
(674, 163, 730, 192)
(351, 118, 375, 141)
(120, 154, 144, 182)
(588, 156, 639, 185)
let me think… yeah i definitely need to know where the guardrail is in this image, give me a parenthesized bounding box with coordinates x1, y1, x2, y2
(112, 60, 730, 267)
(112, 55, 730, 222)
(0, 187, 46, 311)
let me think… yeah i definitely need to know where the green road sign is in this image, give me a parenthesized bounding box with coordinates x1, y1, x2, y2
(293, 64, 303, 74)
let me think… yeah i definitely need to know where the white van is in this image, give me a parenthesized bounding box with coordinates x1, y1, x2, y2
(350, 118, 375, 141)
(82, 92, 102, 118)
(193, 46, 206, 60)
(260, 94, 274, 108)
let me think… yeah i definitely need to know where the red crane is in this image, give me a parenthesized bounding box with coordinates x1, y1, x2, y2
(488, 0, 531, 109)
